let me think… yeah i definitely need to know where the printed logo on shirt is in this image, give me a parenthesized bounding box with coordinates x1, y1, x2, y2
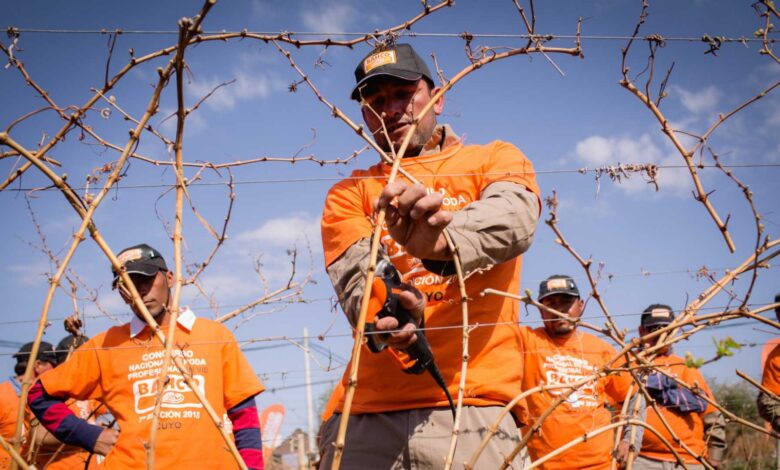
(380, 186, 472, 300)
(133, 374, 206, 415)
(543, 354, 599, 408)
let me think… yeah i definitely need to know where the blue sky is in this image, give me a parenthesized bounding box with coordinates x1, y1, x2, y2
(2, 0, 779, 443)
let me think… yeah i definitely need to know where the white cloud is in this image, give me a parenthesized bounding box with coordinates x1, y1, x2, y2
(195, 272, 260, 301)
(237, 214, 321, 249)
(187, 71, 279, 111)
(301, 3, 357, 33)
(672, 85, 722, 115)
(575, 134, 662, 166)
(157, 105, 207, 135)
(573, 134, 692, 195)
(653, 154, 693, 196)
(748, 62, 780, 86)
(8, 263, 51, 286)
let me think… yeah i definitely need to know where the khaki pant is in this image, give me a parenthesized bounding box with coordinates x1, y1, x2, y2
(631, 456, 704, 470)
(318, 406, 528, 469)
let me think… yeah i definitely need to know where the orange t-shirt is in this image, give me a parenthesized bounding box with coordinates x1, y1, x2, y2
(0, 381, 22, 468)
(639, 354, 717, 464)
(321, 140, 540, 415)
(762, 342, 780, 395)
(40, 316, 264, 469)
(519, 327, 631, 470)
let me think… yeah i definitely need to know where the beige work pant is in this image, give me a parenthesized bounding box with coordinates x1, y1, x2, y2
(318, 406, 528, 469)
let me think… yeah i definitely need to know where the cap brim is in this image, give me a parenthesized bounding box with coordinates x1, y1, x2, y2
(350, 71, 424, 100)
(112, 262, 160, 289)
(537, 291, 579, 301)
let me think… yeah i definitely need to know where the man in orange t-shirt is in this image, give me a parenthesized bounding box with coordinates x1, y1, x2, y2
(520, 275, 641, 470)
(318, 43, 541, 468)
(31, 335, 107, 470)
(0, 342, 57, 468)
(757, 293, 780, 432)
(27, 243, 266, 469)
(633, 304, 726, 470)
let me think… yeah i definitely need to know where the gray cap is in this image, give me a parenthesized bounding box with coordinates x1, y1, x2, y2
(538, 275, 580, 301)
(351, 43, 434, 100)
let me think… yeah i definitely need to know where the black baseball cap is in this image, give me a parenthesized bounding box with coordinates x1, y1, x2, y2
(112, 243, 168, 289)
(538, 275, 580, 301)
(351, 43, 434, 100)
(640, 304, 675, 328)
(55, 335, 89, 364)
(14, 341, 58, 365)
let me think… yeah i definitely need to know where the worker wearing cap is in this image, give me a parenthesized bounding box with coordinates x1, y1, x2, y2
(757, 293, 780, 433)
(27, 243, 266, 469)
(29, 334, 110, 470)
(519, 275, 643, 469)
(319, 43, 541, 468)
(633, 304, 726, 469)
(0, 342, 58, 467)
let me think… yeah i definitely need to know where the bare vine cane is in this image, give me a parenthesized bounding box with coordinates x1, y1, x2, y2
(736, 370, 780, 403)
(528, 420, 674, 470)
(465, 375, 625, 469)
(649, 239, 780, 358)
(545, 191, 625, 341)
(0, 435, 29, 470)
(0, 1, 453, 190)
(1, 2, 248, 469)
(620, 1, 780, 254)
(145, 16, 190, 469)
(654, 366, 780, 440)
(754, 0, 780, 65)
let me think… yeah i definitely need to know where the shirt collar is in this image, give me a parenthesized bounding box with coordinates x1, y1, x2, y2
(10, 376, 21, 394)
(129, 307, 196, 338)
(418, 124, 461, 156)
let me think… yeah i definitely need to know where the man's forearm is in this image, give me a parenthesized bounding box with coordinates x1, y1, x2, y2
(28, 380, 103, 452)
(326, 238, 372, 324)
(228, 396, 263, 470)
(326, 182, 539, 321)
(422, 181, 539, 277)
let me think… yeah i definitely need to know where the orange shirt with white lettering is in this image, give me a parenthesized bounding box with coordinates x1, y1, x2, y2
(639, 354, 717, 464)
(40, 313, 264, 469)
(0, 381, 21, 468)
(762, 342, 780, 395)
(519, 327, 631, 470)
(322, 141, 540, 415)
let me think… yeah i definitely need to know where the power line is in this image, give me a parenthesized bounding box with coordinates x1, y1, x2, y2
(2, 164, 778, 193)
(0, 303, 775, 356)
(7, 28, 775, 45)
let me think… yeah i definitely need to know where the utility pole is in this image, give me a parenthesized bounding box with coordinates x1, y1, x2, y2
(303, 327, 317, 466)
(296, 431, 306, 470)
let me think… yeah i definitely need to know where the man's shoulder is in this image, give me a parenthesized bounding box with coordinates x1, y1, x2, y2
(324, 163, 385, 202)
(98, 324, 132, 345)
(191, 317, 232, 338)
(579, 332, 616, 353)
(0, 381, 14, 396)
(525, 326, 551, 344)
(463, 139, 521, 154)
